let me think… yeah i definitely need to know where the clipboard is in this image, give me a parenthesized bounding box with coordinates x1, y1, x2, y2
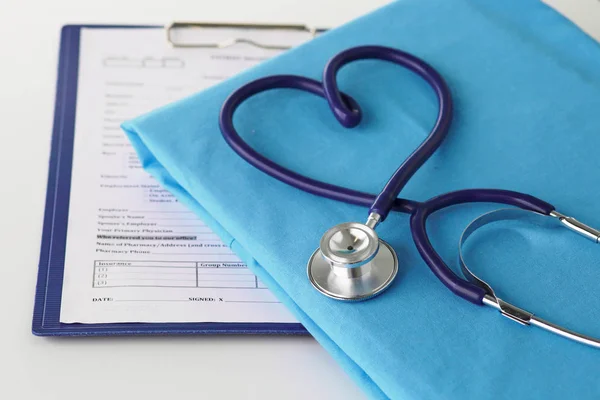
(33, 23, 318, 336)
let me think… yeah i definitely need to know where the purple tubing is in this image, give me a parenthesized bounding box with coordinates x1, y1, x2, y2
(219, 74, 419, 215)
(412, 189, 554, 304)
(322, 46, 453, 220)
(218, 46, 555, 305)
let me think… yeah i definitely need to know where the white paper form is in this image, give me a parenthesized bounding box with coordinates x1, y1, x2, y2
(60, 28, 312, 323)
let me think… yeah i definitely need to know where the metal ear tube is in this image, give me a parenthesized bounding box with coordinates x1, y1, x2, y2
(459, 208, 600, 348)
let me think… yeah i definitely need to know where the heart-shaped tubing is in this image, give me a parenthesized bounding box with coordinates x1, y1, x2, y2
(219, 45, 456, 217)
(219, 74, 419, 214)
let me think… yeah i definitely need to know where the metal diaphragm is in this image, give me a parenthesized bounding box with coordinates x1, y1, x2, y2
(307, 222, 398, 301)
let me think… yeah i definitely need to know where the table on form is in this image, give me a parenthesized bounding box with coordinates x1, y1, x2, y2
(93, 260, 269, 289)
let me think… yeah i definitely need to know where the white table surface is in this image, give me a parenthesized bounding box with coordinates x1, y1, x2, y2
(3, 1, 596, 399)
(0, 0, 390, 399)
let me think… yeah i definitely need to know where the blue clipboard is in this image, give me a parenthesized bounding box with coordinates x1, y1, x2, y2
(32, 24, 308, 336)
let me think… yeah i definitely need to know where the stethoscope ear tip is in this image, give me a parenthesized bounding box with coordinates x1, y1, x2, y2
(307, 222, 398, 301)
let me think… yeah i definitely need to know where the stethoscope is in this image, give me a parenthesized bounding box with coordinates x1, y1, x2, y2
(219, 45, 600, 348)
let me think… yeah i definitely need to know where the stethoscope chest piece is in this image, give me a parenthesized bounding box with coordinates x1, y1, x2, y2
(307, 222, 398, 301)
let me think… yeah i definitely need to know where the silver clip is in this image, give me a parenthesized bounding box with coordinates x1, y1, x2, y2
(550, 211, 600, 243)
(165, 22, 321, 49)
(459, 208, 600, 349)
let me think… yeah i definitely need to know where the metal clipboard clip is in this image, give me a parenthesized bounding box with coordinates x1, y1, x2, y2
(166, 22, 324, 50)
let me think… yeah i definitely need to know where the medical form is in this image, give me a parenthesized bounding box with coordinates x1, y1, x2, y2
(59, 28, 311, 324)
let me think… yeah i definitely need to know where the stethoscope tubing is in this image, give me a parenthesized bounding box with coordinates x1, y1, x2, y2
(218, 46, 556, 305)
(322, 46, 454, 221)
(219, 73, 420, 214)
(217, 44, 600, 349)
(412, 189, 554, 304)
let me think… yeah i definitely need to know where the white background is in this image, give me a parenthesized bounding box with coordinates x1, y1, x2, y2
(0, 1, 596, 399)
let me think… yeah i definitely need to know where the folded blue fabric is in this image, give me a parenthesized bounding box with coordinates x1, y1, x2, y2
(123, 1, 600, 398)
